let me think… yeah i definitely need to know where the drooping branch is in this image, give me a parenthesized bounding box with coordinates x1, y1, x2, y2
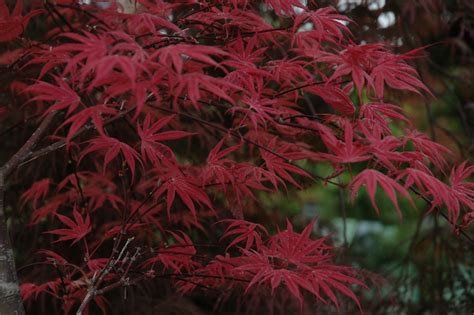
(148, 104, 345, 188)
(150, 104, 474, 245)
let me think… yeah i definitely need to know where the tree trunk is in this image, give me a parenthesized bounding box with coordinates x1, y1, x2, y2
(0, 172, 25, 315)
(0, 112, 56, 314)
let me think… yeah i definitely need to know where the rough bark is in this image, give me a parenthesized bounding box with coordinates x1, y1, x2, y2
(0, 173, 24, 315)
(0, 112, 56, 314)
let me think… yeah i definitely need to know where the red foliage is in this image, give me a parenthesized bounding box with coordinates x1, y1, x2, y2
(0, 0, 41, 42)
(0, 0, 472, 314)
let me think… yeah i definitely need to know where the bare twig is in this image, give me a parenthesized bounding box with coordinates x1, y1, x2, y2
(76, 237, 135, 315)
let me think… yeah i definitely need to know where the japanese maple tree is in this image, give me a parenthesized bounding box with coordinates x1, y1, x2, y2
(0, 0, 472, 314)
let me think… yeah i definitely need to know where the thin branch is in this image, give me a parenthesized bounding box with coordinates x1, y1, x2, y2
(95, 273, 150, 296)
(18, 107, 135, 169)
(273, 79, 350, 98)
(44, 2, 75, 32)
(0, 112, 43, 138)
(2, 112, 57, 177)
(406, 182, 474, 245)
(75, 290, 94, 315)
(76, 237, 135, 315)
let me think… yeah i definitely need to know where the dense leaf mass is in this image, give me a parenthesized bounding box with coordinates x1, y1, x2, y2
(0, 0, 472, 314)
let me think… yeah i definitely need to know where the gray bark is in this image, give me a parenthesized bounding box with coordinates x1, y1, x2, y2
(0, 112, 56, 314)
(0, 173, 24, 315)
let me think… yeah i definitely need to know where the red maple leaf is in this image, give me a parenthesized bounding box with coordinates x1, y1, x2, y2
(233, 221, 366, 309)
(305, 85, 355, 115)
(25, 76, 82, 116)
(371, 51, 431, 98)
(46, 208, 92, 245)
(137, 113, 193, 165)
(350, 169, 414, 218)
(20, 178, 51, 209)
(293, 7, 352, 44)
(399, 167, 460, 222)
(143, 231, 199, 272)
(172, 72, 240, 107)
(80, 136, 142, 180)
(0, 0, 41, 42)
(201, 139, 241, 188)
(449, 161, 474, 211)
(151, 44, 227, 74)
(220, 219, 268, 250)
(265, 0, 307, 15)
(154, 169, 214, 219)
(59, 104, 117, 143)
(318, 120, 371, 163)
(260, 137, 312, 188)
